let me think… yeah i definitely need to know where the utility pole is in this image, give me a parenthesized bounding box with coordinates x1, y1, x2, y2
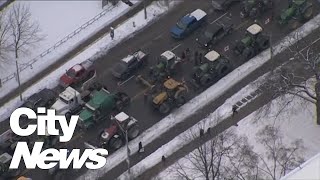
(144, 0, 147, 19)
(15, 59, 22, 101)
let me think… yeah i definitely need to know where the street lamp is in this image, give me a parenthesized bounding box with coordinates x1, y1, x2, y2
(113, 115, 132, 179)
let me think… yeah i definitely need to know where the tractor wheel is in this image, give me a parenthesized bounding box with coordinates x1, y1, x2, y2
(109, 136, 123, 150)
(256, 35, 270, 50)
(242, 47, 255, 60)
(175, 93, 186, 107)
(288, 19, 300, 30)
(303, 6, 313, 20)
(233, 42, 244, 55)
(218, 66, 230, 77)
(200, 74, 213, 87)
(127, 125, 140, 140)
(159, 102, 171, 114)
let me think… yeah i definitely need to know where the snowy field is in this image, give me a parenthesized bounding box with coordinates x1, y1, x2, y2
(0, 1, 136, 99)
(155, 90, 320, 180)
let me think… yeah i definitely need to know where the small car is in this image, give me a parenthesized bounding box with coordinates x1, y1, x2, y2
(196, 23, 233, 49)
(111, 50, 148, 80)
(59, 59, 95, 88)
(170, 9, 207, 39)
(23, 88, 56, 110)
(212, 0, 240, 11)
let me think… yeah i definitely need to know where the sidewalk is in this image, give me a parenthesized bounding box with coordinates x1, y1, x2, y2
(0, 0, 151, 107)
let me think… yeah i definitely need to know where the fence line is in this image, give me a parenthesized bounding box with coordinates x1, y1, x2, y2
(1, 3, 117, 85)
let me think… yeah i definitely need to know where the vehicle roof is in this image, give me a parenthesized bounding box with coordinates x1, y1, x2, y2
(59, 87, 79, 101)
(161, 51, 175, 60)
(246, 24, 263, 35)
(81, 59, 93, 70)
(121, 55, 135, 63)
(87, 89, 113, 110)
(115, 112, 129, 122)
(205, 50, 221, 61)
(207, 23, 223, 34)
(181, 15, 194, 25)
(190, 9, 207, 21)
(71, 64, 83, 72)
(27, 93, 41, 103)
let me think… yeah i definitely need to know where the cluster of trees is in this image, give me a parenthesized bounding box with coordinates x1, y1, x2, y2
(168, 125, 304, 180)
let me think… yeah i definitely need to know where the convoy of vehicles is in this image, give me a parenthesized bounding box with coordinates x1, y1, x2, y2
(2, 1, 318, 178)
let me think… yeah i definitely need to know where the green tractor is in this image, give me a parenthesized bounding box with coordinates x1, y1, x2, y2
(78, 88, 130, 129)
(233, 24, 269, 60)
(278, 0, 313, 29)
(240, 0, 273, 19)
(149, 51, 181, 83)
(192, 50, 232, 88)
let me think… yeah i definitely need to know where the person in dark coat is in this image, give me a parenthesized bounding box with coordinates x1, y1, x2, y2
(232, 105, 238, 116)
(199, 53, 203, 64)
(138, 142, 144, 153)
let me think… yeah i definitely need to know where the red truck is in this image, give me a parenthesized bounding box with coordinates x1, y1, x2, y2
(59, 59, 96, 89)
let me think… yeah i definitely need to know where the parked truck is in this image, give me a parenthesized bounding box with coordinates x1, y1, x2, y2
(78, 88, 130, 129)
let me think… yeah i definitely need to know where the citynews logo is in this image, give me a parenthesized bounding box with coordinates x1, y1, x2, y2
(8, 107, 108, 170)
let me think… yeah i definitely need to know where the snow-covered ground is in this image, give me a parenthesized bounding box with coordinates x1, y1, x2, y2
(0, 1, 137, 99)
(155, 86, 320, 180)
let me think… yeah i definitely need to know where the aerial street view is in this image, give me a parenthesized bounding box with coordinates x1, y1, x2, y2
(0, 0, 319, 179)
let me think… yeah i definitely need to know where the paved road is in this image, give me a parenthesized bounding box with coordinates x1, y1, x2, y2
(9, 0, 320, 179)
(137, 29, 320, 179)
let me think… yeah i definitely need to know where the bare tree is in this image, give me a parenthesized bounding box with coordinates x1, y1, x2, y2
(257, 32, 320, 124)
(0, 10, 11, 64)
(7, 3, 43, 100)
(8, 3, 43, 59)
(255, 125, 305, 180)
(168, 124, 305, 180)
(170, 128, 258, 180)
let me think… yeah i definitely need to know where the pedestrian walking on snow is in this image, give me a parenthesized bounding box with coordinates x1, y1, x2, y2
(162, 155, 166, 163)
(232, 105, 238, 116)
(110, 27, 115, 40)
(138, 142, 144, 153)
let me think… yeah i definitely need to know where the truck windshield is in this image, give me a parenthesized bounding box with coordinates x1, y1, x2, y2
(59, 96, 69, 104)
(176, 20, 187, 30)
(66, 69, 76, 78)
